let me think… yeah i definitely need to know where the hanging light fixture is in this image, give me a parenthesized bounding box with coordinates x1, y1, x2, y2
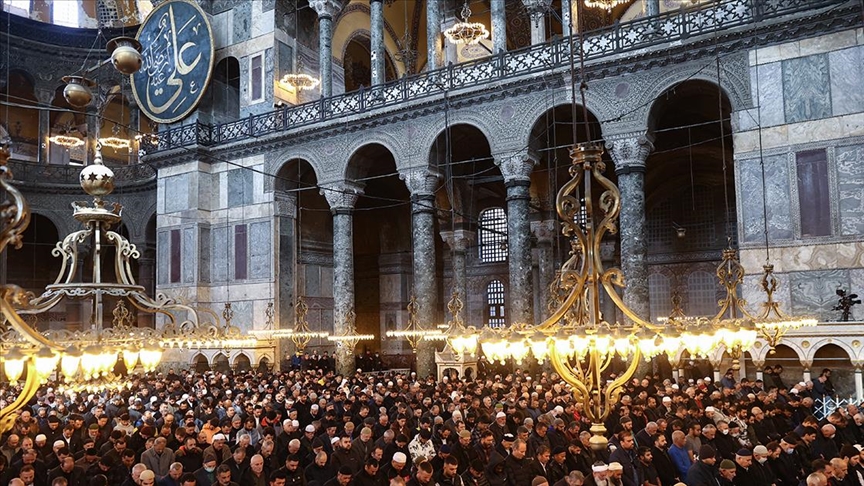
(279, 1, 321, 93)
(327, 310, 374, 349)
(49, 134, 85, 148)
(444, 1, 490, 46)
(386, 295, 443, 353)
(583, 0, 628, 12)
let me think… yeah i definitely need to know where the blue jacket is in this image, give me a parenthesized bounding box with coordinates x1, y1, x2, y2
(669, 444, 692, 481)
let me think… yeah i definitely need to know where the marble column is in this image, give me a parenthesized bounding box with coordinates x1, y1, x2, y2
(440, 229, 475, 316)
(562, 0, 573, 38)
(274, 192, 297, 368)
(522, 0, 551, 45)
(35, 89, 52, 164)
(128, 101, 140, 164)
(606, 134, 653, 323)
(86, 105, 99, 164)
(137, 253, 156, 328)
(531, 220, 556, 320)
(491, 0, 507, 54)
(645, 0, 660, 17)
(426, 0, 442, 71)
(855, 366, 863, 402)
(310, 0, 342, 98)
(370, 0, 385, 86)
(400, 168, 441, 378)
(442, 8, 458, 66)
(496, 150, 538, 326)
(321, 182, 364, 377)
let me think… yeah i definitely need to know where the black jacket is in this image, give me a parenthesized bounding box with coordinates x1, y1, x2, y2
(685, 460, 720, 486)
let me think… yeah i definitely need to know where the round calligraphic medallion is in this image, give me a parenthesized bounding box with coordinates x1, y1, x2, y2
(131, 0, 214, 124)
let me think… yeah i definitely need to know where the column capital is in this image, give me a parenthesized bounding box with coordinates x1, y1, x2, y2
(273, 191, 297, 217)
(309, 0, 342, 19)
(320, 182, 364, 212)
(496, 149, 539, 183)
(399, 168, 441, 198)
(605, 133, 654, 174)
(34, 88, 54, 105)
(522, 0, 552, 21)
(530, 220, 558, 245)
(440, 229, 475, 252)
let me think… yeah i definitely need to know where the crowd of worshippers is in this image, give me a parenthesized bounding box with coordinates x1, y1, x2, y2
(0, 364, 857, 486)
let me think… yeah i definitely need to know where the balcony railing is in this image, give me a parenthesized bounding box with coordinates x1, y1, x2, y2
(142, 0, 840, 155)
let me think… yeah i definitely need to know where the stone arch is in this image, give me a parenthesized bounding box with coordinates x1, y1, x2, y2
(344, 130, 407, 173)
(807, 339, 857, 364)
(423, 116, 497, 162)
(266, 147, 328, 192)
(212, 353, 230, 372)
(233, 352, 252, 371)
(192, 353, 209, 372)
(344, 142, 399, 181)
(644, 75, 745, 134)
(521, 96, 605, 151)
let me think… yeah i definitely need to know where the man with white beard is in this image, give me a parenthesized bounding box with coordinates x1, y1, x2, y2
(585, 462, 608, 486)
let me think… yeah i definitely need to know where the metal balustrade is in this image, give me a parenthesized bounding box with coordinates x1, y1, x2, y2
(814, 395, 860, 420)
(142, 0, 841, 154)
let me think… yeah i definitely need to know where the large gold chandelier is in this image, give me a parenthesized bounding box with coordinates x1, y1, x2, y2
(388, 295, 442, 353)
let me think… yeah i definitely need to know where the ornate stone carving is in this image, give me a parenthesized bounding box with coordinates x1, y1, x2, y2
(496, 149, 539, 183)
(521, 0, 552, 22)
(399, 168, 441, 198)
(309, 0, 342, 19)
(440, 229, 475, 252)
(605, 133, 654, 172)
(320, 182, 363, 211)
(273, 191, 297, 217)
(530, 220, 557, 245)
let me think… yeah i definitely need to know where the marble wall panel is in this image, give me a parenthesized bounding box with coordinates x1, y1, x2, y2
(230, 300, 253, 331)
(789, 269, 850, 321)
(829, 46, 864, 117)
(164, 175, 188, 213)
(835, 144, 864, 236)
(157, 230, 169, 285)
(751, 62, 785, 127)
(848, 268, 864, 322)
(227, 169, 253, 207)
(211, 226, 229, 283)
(249, 221, 271, 279)
(183, 227, 195, 284)
(306, 265, 321, 296)
(199, 226, 211, 283)
(783, 54, 832, 123)
(262, 0, 275, 11)
(232, 2, 251, 43)
(738, 156, 793, 243)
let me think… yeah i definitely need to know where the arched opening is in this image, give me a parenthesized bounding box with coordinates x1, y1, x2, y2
(233, 353, 252, 371)
(49, 84, 86, 165)
(342, 33, 397, 92)
(212, 353, 230, 373)
(98, 92, 134, 164)
(430, 123, 498, 327)
(346, 143, 411, 353)
(193, 354, 210, 373)
(761, 344, 801, 385)
(7, 213, 60, 300)
(275, 158, 332, 345)
(257, 356, 271, 372)
(201, 57, 240, 124)
(813, 344, 854, 397)
(646, 80, 735, 321)
(138, 213, 157, 328)
(0, 69, 39, 161)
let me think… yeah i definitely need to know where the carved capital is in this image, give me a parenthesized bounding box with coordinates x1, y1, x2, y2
(530, 220, 557, 245)
(440, 229, 475, 252)
(496, 149, 538, 183)
(309, 0, 342, 18)
(522, 0, 552, 20)
(605, 133, 653, 173)
(320, 182, 364, 211)
(399, 168, 441, 198)
(273, 191, 297, 217)
(34, 88, 54, 105)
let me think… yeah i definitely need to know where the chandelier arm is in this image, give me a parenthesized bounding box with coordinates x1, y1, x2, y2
(0, 360, 39, 435)
(597, 349, 615, 374)
(52, 229, 91, 286)
(601, 346, 642, 423)
(548, 345, 591, 405)
(591, 164, 622, 242)
(18, 292, 63, 314)
(105, 230, 140, 286)
(0, 174, 31, 253)
(599, 279, 656, 329)
(0, 296, 65, 351)
(536, 276, 586, 332)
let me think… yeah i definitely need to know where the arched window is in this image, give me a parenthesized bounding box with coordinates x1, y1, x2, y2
(486, 280, 506, 328)
(687, 271, 718, 317)
(479, 207, 507, 263)
(648, 273, 671, 321)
